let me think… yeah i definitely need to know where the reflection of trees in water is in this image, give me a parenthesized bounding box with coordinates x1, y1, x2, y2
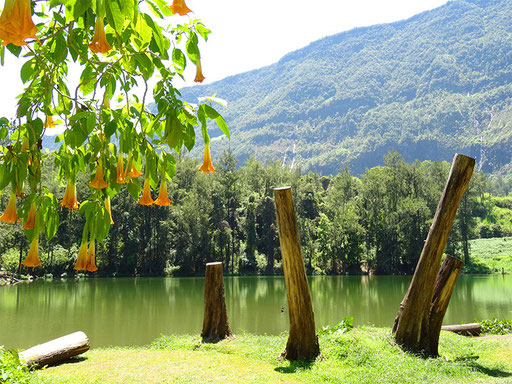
(2, 276, 512, 349)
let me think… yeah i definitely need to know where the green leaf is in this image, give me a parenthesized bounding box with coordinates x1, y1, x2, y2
(204, 105, 230, 139)
(20, 59, 38, 84)
(105, 0, 124, 33)
(196, 23, 211, 41)
(172, 48, 186, 72)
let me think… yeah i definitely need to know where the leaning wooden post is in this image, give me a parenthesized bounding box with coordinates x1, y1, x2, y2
(274, 186, 320, 361)
(393, 154, 474, 357)
(428, 255, 463, 355)
(19, 331, 90, 367)
(201, 262, 233, 342)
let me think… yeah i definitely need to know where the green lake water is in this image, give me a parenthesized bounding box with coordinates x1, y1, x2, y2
(1, 275, 511, 350)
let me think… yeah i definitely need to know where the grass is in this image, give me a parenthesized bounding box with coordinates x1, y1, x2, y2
(28, 327, 512, 384)
(468, 237, 512, 273)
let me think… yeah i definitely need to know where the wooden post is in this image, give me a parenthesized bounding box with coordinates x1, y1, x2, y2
(201, 262, 233, 342)
(274, 187, 320, 361)
(19, 331, 90, 367)
(428, 255, 463, 355)
(393, 154, 474, 357)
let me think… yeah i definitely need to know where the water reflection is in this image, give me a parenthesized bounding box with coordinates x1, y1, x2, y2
(0, 275, 510, 349)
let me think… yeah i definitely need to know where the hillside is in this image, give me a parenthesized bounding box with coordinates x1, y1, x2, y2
(179, 0, 512, 175)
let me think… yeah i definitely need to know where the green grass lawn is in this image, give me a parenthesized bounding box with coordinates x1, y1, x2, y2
(29, 328, 512, 384)
(468, 237, 512, 273)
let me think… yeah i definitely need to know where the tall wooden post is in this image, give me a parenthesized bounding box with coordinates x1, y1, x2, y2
(201, 262, 233, 342)
(274, 187, 320, 361)
(393, 153, 474, 357)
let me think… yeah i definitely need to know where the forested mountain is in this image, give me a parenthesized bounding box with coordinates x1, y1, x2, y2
(179, 0, 512, 175)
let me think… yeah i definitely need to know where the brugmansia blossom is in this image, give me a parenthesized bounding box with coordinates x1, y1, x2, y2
(154, 180, 172, 206)
(0, 191, 19, 223)
(21, 234, 40, 267)
(88, 162, 108, 189)
(0, 0, 37, 46)
(105, 197, 114, 225)
(74, 241, 88, 271)
(199, 144, 215, 173)
(194, 58, 205, 83)
(169, 0, 192, 15)
(138, 177, 154, 205)
(44, 115, 55, 129)
(86, 239, 98, 272)
(116, 154, 127, 184)
(88, 17, 111, 54)
(61, 179, 79, 209)
(23, 201, 36, 229)
(128, 162, 143, 178)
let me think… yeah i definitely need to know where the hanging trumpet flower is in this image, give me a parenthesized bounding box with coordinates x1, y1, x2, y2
(61, 179, 80, 209)
(105, 197, 114, 225)
(199, 144, 215, 173)
(169, 0, 192, 16)
(138, 176, 154, 205)
(74, 240, 88, 271)
(23, 201, 36, 230)
(88, 162, 108, 189)
(194, 58, 205, 83)
(116, 153, 127, 184)
(88, 0, 111, 54)
(21, 233, 40, 268)
(0, 190, 19, 223)
(154, 180, 172, 207)
(0, 0, 38, 46)
(86, 238, 98, 272)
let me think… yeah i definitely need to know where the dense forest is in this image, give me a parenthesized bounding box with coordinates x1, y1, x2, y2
(1, 151, 511, 277)
(176, 0, 512, 175)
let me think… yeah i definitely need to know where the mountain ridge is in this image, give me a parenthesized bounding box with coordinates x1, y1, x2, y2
(178, 0, 512, 175)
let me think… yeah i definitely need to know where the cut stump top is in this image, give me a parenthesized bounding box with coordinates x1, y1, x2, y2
(206, 262, 222, 267)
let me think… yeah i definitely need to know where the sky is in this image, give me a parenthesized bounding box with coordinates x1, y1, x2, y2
(0, 0, 449, 121)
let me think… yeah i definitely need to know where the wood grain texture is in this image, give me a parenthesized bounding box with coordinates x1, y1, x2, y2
(201, 262, 233, 342)
(274, 187, 320, 361)
(393, 154, 474, 356)
(19, 331, 90, 367)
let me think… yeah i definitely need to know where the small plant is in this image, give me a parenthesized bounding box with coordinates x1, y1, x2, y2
(477, 318, 512, 335)
(0, 347, 30, 383)
(318, 317, 354, 335)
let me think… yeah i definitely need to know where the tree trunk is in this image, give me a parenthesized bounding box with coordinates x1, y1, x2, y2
(441, 323, 481, 336)
(428, 255, 463, 355)
(393, 154, 474, 357)
(274, 187, 320, 361)
(201, 262, 233, 342)
(19, 331, 90, 367)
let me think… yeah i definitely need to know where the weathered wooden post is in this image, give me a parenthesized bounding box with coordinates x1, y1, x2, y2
(19, 331, 90, 367)
(393, 153, 474, 357)
(274, 186, 320, 361)
(201, 262, 233, 342)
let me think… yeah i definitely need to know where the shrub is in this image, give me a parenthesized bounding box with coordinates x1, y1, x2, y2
(0, 347, 30, 384)
(478, 318, 512, 335)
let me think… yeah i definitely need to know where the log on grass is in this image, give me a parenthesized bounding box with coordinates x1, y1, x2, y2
(274, 187, 320, 362)
(393, 153, 474, 357)
(201, 262, 233, 342)
(428, 255, 463, 353)
(19, 331, 90, 367)
(441, 323, 481, 336)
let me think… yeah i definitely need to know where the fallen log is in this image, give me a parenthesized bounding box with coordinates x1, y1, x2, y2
(19, 331, 90, 367)
(441, 323, 481, 336)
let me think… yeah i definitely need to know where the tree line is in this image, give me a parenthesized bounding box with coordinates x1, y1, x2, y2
(0, 150, 510, 277)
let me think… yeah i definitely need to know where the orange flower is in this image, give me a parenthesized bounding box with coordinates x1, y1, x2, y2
(86, 239, 98, 272)
(44, 115, 55, 129)
(88, 162, 108, 189)
(169, 0, 192, 15)
(21, 234, 40, 268)
(128, 162, 143, 179)
(88, 17, 111, 54)
(194, 58, 205, 83)
(105, 196, 114, 225)
(0, 191, 19, 223)
(23, 201, 36, 229)
(154, 180, 172, 207)
(138, 177, 154, 205)
(199, 144, 215, 173)
(73, 241, 88, 271)
(61, 179, 79, 209)
(116, 154, 127, 184)
(0, 0, 38, 46)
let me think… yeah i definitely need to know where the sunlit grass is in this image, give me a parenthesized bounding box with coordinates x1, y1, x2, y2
(469, 237, 512, 273)
(31, 327, 512, 383)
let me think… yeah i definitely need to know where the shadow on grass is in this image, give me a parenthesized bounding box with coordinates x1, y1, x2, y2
(42, 356, 88, 369)
(454, 356, 512, 378)
(275, 360, 314, 374)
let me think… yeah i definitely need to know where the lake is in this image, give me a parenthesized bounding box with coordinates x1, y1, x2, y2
(1, 275, 511, 350)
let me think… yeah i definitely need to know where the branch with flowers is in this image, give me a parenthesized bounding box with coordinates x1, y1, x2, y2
(0, 0, 229, 272)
